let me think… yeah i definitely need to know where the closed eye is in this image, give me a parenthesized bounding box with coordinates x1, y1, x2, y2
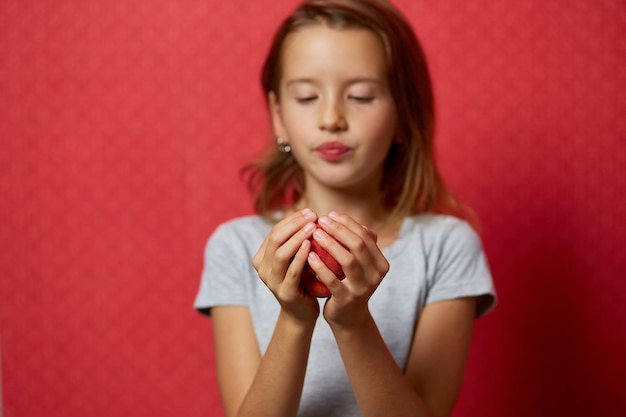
(349, 96, 374, 103)
(296, 96, 317, 104)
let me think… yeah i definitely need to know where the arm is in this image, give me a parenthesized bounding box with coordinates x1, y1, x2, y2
(212, 209, 321, 417)
(330, 298, 476, 417)
(212, 306, 316, 417)
(403, 298, 476, 417)
(211, 306, 260, 417)
(310, 212, 477, 417)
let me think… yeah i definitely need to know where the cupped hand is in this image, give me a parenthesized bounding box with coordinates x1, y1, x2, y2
(306, 211, 390, 328)
(252, 208, 321, 322)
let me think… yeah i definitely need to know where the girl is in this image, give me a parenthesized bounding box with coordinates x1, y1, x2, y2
(195, 1, 496, 416)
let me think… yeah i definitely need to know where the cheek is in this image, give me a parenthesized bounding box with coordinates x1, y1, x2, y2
(280, 108, 312, 140)
(372, 139, 394, 167)
(366, 115, 397, 166)
(368, 110, 397, 148)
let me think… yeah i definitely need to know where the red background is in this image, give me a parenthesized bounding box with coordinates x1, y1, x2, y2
(1, 0, 625, 416)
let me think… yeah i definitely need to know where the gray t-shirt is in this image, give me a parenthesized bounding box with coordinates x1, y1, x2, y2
(195, 214, 496, 417)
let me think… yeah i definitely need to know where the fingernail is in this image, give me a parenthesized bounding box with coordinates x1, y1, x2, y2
(308, 251, 319, 262)
(328, 211, 339, 219)
(301, 208, 316, 220)
(314, 228, 326, 240)
(303, 222, 315, 233)
(318, 216, 331, 225)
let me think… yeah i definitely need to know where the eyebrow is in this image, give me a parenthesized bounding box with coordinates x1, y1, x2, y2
(285, 77, 384, 87)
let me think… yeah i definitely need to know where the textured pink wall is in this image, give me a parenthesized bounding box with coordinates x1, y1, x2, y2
(1, 1, 624, 416)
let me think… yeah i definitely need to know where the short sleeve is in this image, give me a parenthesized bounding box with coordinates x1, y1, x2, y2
(194, 223, 251, 315)
(427, 219, 496, 317)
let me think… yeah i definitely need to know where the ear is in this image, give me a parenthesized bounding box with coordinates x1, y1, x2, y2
(269, 91, 287, 140)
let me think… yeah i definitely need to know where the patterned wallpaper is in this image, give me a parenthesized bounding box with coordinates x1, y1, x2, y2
(1, 0, 624, 416)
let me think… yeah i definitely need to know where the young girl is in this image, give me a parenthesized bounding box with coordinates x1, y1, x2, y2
(195, 1, 496, 416)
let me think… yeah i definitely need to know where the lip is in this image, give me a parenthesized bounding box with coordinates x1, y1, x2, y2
(315, 141, 351, 161)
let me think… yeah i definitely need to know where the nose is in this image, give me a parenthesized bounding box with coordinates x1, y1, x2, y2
(318, 97, 347, 132)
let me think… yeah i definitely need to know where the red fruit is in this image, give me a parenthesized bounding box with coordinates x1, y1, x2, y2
(300, 239, 346, 298)
(300, 266, 331, 298)
(311, 240, 345, 278)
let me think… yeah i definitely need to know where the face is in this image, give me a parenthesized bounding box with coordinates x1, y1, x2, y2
(270, 25, 397, 194)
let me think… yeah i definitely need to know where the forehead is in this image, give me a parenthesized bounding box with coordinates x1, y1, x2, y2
(279, 25, 388, 81)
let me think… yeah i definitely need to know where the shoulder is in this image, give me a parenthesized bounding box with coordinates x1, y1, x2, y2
(205, 214, 276, 254)
(406, 213, 474, 231)
(386, 214, 482, 270)
(402, 214, 481, 248)
(396, 214, 488, 281)
(211, 214, 279, 239)
(406, 214, 495, 316)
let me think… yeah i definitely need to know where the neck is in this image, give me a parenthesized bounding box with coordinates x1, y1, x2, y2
(295, 182, 382, 220)
(292, 184, 402, 248)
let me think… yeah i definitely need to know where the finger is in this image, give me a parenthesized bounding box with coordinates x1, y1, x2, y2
(262, 221, 316, 290)
(362, 225, 378, 242)
(311, 227, 364, 278)
(314, 216, 386, 282)
(283, 239, 311, 288)
(256, 209, 316, 270)
(316, 213, 376, 257)
(265, 208, 318, 253)
(254, 209, 317, 284)
(307, 249, 346, 297)
(273, 221, 316, 271)
(325, 212, 375, 245)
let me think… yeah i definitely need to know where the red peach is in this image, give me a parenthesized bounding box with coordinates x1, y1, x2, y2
(300, 239, 345, 298)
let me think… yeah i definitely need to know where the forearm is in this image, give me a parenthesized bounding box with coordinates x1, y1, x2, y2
(331, 312, 431, 417)
(237, 311, 315, 417)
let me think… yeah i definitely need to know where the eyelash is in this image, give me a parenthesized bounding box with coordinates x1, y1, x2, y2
(296, 97, 317, 104)
(295, 96, 374, 104)
(350, 96, 374, 103)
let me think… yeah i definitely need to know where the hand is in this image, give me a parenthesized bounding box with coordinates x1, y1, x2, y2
(306, 212, 390, 328)
(252, 208, 321, 322)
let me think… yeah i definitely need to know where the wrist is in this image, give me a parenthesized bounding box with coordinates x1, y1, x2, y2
(278, 309, 318, 334)
(326, 307, 373, 335)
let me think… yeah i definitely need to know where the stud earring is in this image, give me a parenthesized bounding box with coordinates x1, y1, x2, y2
(277, 137, 291, 153)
